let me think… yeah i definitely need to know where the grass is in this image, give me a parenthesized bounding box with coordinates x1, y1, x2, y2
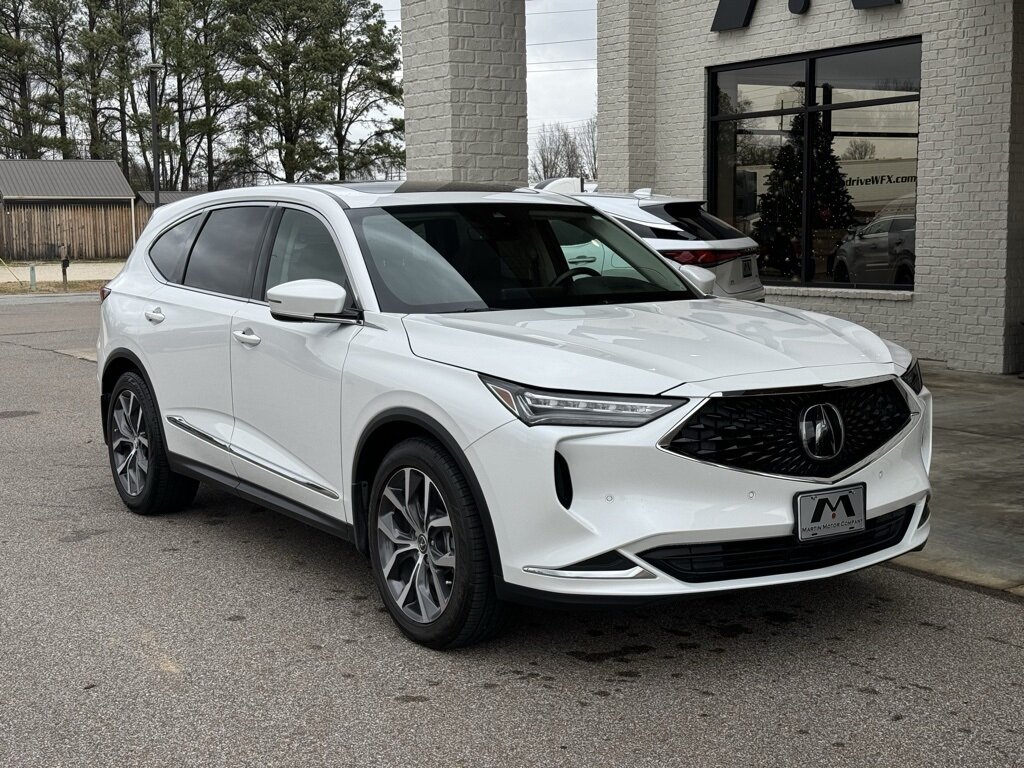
(0, 279, 107, 296)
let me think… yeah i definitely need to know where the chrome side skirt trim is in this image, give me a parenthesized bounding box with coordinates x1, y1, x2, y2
(523, 565, 656, 580)
(166, 415, 340, 500)
(167, 415, 231, 451)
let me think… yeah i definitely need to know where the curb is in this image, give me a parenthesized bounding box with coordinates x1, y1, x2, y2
(0, 292, 99, 305)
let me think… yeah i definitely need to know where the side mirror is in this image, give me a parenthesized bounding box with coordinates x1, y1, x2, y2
(267, 279, 354, 323)
(677, 264, 717, 296)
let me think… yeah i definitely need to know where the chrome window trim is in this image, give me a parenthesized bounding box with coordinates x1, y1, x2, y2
(166, 415, 340, 500)
(656, 375, 921, 486)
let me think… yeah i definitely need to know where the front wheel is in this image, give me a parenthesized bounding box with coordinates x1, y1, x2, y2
(106, 372, 198, 515)
(368, 438, 503, 648)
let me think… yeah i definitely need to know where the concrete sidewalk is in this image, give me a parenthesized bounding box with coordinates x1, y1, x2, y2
(897, 361, 1024, 594)
(0, 261, 124, 284)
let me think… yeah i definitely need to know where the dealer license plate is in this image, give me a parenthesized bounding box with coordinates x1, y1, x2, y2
(741, 258, 753, 278)
(795, 484, 866, 541)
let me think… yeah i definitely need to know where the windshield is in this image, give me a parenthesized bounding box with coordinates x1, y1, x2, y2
(346, 204, 696, 313)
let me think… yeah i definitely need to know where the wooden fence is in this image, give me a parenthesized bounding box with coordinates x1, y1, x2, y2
(0, 200, 137, 262)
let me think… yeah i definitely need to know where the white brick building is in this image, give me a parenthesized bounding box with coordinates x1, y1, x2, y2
(597, 0, 1023, 374)
(400, 0, 1020, 373)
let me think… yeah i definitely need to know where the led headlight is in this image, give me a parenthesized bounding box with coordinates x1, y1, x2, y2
(482, 376, 687, 427)
(900, 357, 924, 394)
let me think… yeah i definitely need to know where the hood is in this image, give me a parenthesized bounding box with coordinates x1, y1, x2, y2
(402, 299, 895, 395)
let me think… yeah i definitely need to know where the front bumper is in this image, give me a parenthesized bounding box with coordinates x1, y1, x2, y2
(467, 382, 932, 600)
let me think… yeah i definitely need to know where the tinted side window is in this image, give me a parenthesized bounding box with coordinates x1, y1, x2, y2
(618, 219, 656, 239)
(651, 204, 747, 241)
(264, 210, 347, 297)
(183, 207, 268, 297)
(862, 218, 891, 236)
(148, 214, 203, 283)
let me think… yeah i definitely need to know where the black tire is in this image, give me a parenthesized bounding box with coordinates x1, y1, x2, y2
(106, 371, 198, 515)
(833, 261, 850, 283)
(368, 437, 503, 649)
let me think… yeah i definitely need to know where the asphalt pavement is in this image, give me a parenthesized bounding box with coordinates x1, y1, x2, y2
(1, 297, 1022, 767)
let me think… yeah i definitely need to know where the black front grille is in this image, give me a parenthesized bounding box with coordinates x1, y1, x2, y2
(639, 505, 914, 583)
(665, 379, 911, 478)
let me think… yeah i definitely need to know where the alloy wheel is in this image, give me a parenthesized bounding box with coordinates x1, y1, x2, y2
(111, 390, 149, 496)
(376, 467, 456, 623)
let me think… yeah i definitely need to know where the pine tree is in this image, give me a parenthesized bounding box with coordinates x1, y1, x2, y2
(319, 0, 403, 181)
(754, 113, 855, 279)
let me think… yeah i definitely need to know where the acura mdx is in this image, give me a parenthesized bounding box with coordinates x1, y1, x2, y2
(98, 182, 931, 648)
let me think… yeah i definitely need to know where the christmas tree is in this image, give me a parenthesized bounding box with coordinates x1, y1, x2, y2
(754, 113, 855, 279)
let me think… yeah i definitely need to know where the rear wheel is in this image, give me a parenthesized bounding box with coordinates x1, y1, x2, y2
(368, 438, 503, 648)
(107, 372, 198, 515)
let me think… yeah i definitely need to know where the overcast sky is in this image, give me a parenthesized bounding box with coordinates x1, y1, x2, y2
(377, 0, 597, 155)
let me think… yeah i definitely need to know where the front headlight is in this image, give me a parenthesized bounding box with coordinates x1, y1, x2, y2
(900, 358, 924, 394)
(482, 376, 688, 427)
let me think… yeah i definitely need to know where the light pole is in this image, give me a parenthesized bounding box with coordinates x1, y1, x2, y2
(148, 62, 163, 207)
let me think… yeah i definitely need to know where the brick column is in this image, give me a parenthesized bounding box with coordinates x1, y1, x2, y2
(401, 0, 528, 185)
(943, 0, 1021, 372)
(596, 0, 657, 193)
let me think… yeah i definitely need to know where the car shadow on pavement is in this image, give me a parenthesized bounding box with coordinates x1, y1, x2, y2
(179, 485, 921, 665)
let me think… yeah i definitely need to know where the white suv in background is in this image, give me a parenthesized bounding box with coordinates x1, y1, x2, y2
(98, 181, 930, 648)
(574, 192, 765, 301)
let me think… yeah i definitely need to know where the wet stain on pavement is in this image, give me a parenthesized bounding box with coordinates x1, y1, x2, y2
(567, 645, 654, 663)
(0, 410, 39, 419)
(716, 623, 752, 638)
(762, 610, 799, 624)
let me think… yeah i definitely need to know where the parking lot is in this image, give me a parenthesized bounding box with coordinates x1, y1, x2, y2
(1, 296, 1022, 767)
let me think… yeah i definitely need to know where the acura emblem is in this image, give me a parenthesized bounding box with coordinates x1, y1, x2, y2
(799, 403, 844, 460)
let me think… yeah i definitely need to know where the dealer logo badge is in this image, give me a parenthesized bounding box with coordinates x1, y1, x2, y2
(799, 403, 845, 461)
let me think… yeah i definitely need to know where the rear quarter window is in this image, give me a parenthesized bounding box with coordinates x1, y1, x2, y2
(148, 213, 203, 283)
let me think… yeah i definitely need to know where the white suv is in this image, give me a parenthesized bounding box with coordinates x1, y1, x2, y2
(572, 192, 765, 302)
(98, 182, 931, 648)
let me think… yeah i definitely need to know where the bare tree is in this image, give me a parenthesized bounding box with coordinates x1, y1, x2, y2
(842, 138, 877, 161)
(529, 121, 586, 183)
(576, 115, 597, 180)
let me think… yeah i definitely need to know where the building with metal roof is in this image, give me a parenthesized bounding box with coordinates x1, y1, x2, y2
(0, 160, 134, 201)
(0, 160, 137, 262)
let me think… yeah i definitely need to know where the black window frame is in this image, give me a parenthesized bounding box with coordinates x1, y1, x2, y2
(707, 36, 922, 291)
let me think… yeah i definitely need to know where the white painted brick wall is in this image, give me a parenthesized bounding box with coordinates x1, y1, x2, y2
(597, 0, 1022, 373)
(402, 0, 528, 185)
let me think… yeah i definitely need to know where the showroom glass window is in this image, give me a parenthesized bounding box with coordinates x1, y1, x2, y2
(709, 39, 921, 288)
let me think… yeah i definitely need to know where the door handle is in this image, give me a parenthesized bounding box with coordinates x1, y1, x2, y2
(144, 308, 165, 324)
(233, 328, 261, 347)
(568, 256, 597, 264)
